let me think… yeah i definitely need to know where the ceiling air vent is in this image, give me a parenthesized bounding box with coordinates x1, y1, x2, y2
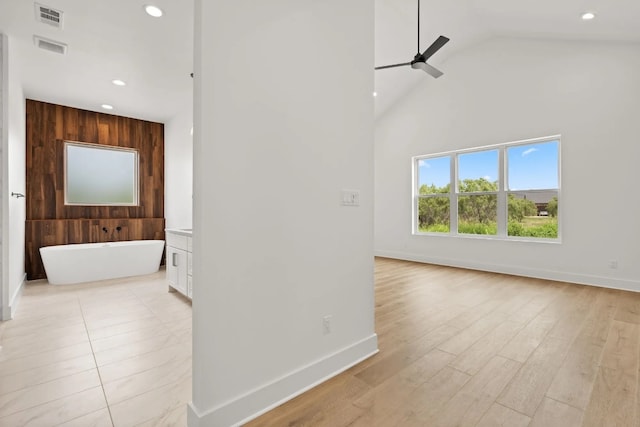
(34, 3, 64, 28)
(34, 35, 67, 55)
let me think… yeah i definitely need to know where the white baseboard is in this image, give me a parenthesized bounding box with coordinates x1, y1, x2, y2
(187, 333, 378, 427)
(375, 250, 640, 293)
(3, 273, 26, 320)
(9, 273, 27, 319)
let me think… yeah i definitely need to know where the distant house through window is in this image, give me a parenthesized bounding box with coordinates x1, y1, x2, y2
(414, 136, 560, 240)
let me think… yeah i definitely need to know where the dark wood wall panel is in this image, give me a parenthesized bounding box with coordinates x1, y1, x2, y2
(26, 99, 165, 280)
(26, 100, 164, 220)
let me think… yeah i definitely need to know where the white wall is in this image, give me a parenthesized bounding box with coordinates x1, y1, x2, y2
(375, 37, 640, 291)
(0, 33, 6, 319)
(0, 33, 26, 320)
(190, 1, 376, 426)
(165, 103, 193, 229)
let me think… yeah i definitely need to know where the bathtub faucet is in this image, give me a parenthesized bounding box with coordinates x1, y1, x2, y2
(102, 227, 108, 233)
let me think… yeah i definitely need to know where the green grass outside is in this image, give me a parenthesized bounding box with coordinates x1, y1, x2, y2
(419, 216, 558, 238)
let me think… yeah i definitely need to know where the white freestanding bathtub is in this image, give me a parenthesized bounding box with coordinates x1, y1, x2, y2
(40, 240, 165, 285)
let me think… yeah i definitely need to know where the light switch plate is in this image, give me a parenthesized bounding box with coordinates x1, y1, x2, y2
(341, 190, 360, 206)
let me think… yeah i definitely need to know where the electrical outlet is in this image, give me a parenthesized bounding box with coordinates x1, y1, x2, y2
(322, 315, 332, 335)
(609, 260, 619, 269)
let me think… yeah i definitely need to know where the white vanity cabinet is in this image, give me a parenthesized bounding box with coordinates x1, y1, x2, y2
(165, 229, 193, 299)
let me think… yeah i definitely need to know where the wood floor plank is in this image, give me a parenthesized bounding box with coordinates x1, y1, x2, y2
(615, 292, 640, 324)
(636, 358, 640, 427)
(497, 283, 579, 364)
(245, 375, 370, 427)
(545, 342, 604, 409)
(530, 397, 584, 427)
(350, 349, 455, 425)
(545, 288, 617, 409)
(431, 356, 521, 427)
(583, 320, 640, 427)
(382, 366, 471, 427)
(475, 402, 531, 427)
(437, 310, 508, 355)
(496, 285, 597, 416)
(497, 311, 558, 363)
(354, 324, 460, 387)
(449, 319, 524, 375)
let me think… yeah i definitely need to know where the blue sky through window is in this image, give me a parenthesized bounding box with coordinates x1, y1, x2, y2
(508, 141, 559, 190)
(417, 140, 559, 191)
(459, 150, 498, 184)
(418, 156, 450, 189)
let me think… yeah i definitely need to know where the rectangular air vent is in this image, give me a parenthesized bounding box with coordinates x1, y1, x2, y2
(35, 3, 64, 28)
(34, 35, 67, 55)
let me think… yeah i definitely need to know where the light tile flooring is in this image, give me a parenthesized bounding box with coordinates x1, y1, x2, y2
(0, 269, 192, 427)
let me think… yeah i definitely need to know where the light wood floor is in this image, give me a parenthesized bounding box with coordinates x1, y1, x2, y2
(0, 269, 191, 426)
(247, 257, 640, 427)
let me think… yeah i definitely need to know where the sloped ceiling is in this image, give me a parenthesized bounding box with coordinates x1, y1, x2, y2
(1, 0, 639, 123)
(374, 0, 640, 117)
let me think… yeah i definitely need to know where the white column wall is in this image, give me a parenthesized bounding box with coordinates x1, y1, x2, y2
(190, 1, 376, 426)
(0, 33, 6, 319)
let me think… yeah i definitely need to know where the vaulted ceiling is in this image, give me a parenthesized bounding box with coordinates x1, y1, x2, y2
(1, 0, 639, 124)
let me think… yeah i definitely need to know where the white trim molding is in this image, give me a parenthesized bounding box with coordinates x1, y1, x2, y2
(187, 334, 378, 427)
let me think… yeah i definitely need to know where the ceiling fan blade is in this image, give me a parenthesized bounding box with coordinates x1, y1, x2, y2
(375, 62, 412, 70)
(412, 61, 444, 78)
(420, 35, 450, 60)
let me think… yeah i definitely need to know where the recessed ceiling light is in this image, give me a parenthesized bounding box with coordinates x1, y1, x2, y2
(581, 12, 595, 20)
(101, 104, 114, 110)
(144, 5, 163, 18)
(112, 79, 126, 86)
(373, 92, 378, 97)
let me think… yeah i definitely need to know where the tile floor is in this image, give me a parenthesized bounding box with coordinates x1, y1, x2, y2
(0, 269, 192, 426)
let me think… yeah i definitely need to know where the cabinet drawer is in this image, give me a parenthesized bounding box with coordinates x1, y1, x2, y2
(187, 252, 193, 275)
(187, 237, 193, 252)
(166, 233, 188, 251)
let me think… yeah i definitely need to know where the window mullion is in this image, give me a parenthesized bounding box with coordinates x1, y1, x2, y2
(497, 147, 507, 236)
(450, 154, 458, 236)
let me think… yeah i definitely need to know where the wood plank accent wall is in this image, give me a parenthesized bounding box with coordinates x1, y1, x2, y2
(25, 99, 165, 280)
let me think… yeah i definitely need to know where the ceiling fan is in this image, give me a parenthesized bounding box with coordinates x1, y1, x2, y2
(375, 0, 449, 78)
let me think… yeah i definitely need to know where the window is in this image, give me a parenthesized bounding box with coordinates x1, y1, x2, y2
(417, 156, 451, 233)
(65, 141, 139, 206)
(507, 140, 559, 238)
(414, 136, 560, 240)
(458, 150, 498, 236)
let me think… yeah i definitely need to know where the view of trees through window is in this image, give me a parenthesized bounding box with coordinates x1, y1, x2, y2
(416, 138, 559, 239)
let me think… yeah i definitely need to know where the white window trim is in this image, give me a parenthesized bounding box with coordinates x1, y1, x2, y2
(413, 135, 561, 242)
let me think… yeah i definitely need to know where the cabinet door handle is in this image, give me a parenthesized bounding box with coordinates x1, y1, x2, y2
(172, 252, 178, 267)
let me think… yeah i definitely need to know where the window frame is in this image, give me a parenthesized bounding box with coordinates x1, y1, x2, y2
(64, 140, 140, 207)
(413, 135, 561, 242)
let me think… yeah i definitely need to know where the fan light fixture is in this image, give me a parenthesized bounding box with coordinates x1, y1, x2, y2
(144, 5, 163, 18)
(374, 0, 449, 79)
